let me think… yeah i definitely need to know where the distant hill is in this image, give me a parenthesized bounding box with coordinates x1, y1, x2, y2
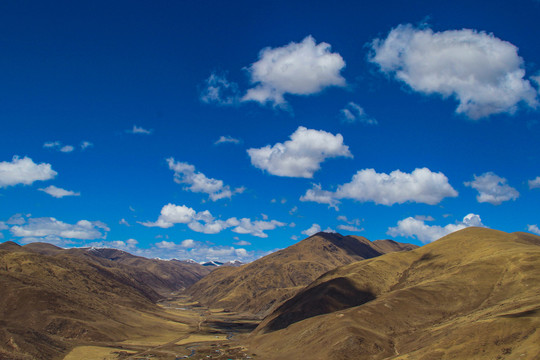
(0, 242, 210, 359)
(187, 232, 417, 317)
(249, 228, 540, 360)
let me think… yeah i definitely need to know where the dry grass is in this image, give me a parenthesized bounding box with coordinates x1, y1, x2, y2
(63, 346, 135, 360)
(250, 228, 540, 360)
(175, 334, 228, 345)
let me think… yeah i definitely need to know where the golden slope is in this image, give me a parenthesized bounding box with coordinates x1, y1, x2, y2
(187, 232, 417, 317)
(0, 242, 209, 359)
(250, 228, 540, 360)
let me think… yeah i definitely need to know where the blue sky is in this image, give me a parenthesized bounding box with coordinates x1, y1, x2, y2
(1, 0, 539, 262)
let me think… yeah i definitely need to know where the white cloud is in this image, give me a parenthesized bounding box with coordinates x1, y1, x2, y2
(127, 125, 152, 134)
(300, 183, 340, 209)
(10, 216, 109, 243)
(39, 185, 80, 198)
(337, 215, 362, 226)
(43, 141, 61, 148)
(528, 224, 540, 235)
(87, 238, 138, 251)
(340, 102, 378, 125)
(369, 24, 538, 119)
(156, 240, 177, 250)
(179, 239, 196, 248)
(0, 222, 8, 230)
(43, 142, 75, 153)
(415, 215, 435, 222)
(234, 240, 251, 246)
(242, 36, 346, 106)
(465, 172, 519, 205)
(302, 168, 457, 208)
(201, 72, 240, 106)
(231, 218, 286, 238)
(337, 224, 364, 232)
(146, 240, 260, 263)
(60, 145, 74, 153)
(247, 126, 352, 178)
(167, 158, 244, 201)
(302, 223, 321, 237)
(139, 203, 197, 228)
(387, 213, 484, 243)
(0, 156, 57, 188)
(528, 176, 540, 189)
(119, 218, 130, 226)
(80, 141, 93, 150)
(215, 135, 241, 145)
(301, 224, 335, 237)
(141, 203, 284, 238)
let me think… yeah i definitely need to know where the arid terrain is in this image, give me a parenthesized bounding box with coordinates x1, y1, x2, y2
(1, 228, 539, 359)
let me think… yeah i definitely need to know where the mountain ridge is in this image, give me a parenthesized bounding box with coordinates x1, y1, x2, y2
(186, 232, 417, 317)
(249, 227, 540, 359)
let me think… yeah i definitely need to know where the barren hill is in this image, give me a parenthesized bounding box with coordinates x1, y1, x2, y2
(250, 228, 540, 360)
(0, 242, 210, 359)
(187, 232, 417, 317)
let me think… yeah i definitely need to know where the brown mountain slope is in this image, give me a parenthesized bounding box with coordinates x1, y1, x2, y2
(21, 243, 211, 296)
(250, 228, 540, 360)
(187, 232, 417, 317)
(0, 243, 210, 360)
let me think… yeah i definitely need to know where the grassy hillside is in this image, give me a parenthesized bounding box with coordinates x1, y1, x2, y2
(0, 242, 209, 359)
(187, 232, 417, 317)
(250, 228, 540, 360)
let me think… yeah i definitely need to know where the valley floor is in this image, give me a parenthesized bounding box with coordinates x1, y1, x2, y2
(61, 295, 259, 360)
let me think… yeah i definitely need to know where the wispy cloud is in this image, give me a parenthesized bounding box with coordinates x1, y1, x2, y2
(167, 158, 244, 201)
(39, 185, 80, 198)
(126, 125, 153, 135)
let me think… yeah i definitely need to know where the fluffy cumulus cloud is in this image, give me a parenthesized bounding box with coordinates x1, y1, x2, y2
(127, 125, 152, 134)
(140, 203, 285, 238)
(200, 72, 240, 106)
(465, 172, 519, 205)
(388, 213, 484, 243)
(8, 215, 109, 245)
(340, 102, 378, 125)
(242, 36, 346, 106)
(369, 24, 538, 119)
(39, 185, 80, 198)
(0, 156, 57, 188)
(528, 225, 540, 235)
(167, 158, 244, 201)
(302, 167, 458, 209)
(528, 176, 540, 189)
(214, 135, 241, 145)
(247, 126, 352, 178)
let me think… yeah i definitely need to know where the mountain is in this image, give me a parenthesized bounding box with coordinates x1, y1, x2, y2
(20, 244, 211, 296)
(186, 232, 417, 317)
(249, 228, 540, 360)
(0, 242, 210, 359)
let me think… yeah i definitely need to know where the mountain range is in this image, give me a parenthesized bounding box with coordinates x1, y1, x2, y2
(187, 232, 417, 316)
(1, 227, 539, 359)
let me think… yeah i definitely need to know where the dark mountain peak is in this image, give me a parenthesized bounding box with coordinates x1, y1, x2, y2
(0, 241, 21, 251)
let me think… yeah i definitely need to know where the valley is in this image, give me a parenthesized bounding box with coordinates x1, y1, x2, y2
(1, 228, 539, 359)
